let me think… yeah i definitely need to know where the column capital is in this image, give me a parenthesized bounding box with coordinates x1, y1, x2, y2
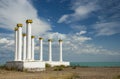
(48, 39, 52, 42)
(14, 27, 18, 31)
(39, 37, 43, 40)
(22, 33, 26, 37)
(31, 35, 35, 38)
(17, 24, 23, 27)
(59, 39, 63, 42)
(26, 19, 33, 23)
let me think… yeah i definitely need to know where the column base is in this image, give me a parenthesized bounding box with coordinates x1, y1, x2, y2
(5, 61, 45, 71)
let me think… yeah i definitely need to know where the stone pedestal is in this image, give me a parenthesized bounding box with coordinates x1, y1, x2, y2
(6, 61, 45, 71)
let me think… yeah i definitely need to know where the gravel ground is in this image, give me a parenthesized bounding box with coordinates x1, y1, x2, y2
(0, 67, 120, 79)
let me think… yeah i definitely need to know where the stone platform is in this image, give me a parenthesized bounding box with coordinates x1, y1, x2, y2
(45, 61, 70, 67)
(5, 61, 45, 71)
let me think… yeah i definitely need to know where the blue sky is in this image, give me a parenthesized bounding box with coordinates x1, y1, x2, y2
(0, 0, 120, 64)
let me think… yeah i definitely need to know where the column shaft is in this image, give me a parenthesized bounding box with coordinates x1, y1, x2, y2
(14, 28, 18, 61)
(26, 22, 32, 60)
(23, 34, 26, 60)
(39, 38, 43, 61)
(48, 39, 52, 62)
(59, 41, 63, 62)
(17, 26, 22, 61)
(31, 36, 35, 60)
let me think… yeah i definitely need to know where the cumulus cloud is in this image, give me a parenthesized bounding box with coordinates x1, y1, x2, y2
(76, 30, 87, 35)
(58, 15, 69, 23)
(93, 21, 120, 36)
(0, 38, 9, 44)
(0, 37, 14, 52)
(58, 0, 98, 23)
(62, 36, 119, 55)
(92, 0, 120, 36)
(97, 0, 120, 22)
(0, 0, 51, 35)
(57, 0, 120, 36)
(41, 32, 66, 40)
(71, 25, 87, 31)
(34, 31, 119, 55)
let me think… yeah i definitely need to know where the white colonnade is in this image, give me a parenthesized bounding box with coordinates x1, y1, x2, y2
(14, 19, 63, 62)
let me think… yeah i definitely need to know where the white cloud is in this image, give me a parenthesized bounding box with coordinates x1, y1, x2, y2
(58, 15, 69, 23)
(0, 0, 51, 35)
(0, 37, 14, 52)
(41, 32, 67, 40)
(58, 1, 98, 23)
(70, 25, 87, 31)
(93, 21, 120, 36)
(63, 37, 119, 55)
(0, 38, 9, 44)
(76, 30, 87, 35)
(36, 31, 119, 55)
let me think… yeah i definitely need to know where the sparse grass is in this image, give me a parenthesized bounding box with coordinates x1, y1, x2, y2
(0, 65, 120, 79)
(72, 66, 77, 69)
(113, 75, 120, 79)
(0, 65, 22, 71)
(0, 64, 6, 69)
(54, 66, 64, 71)
(5, 66, 22, 71)
(72, 65, 89, 68)
(40, 72, 74, 79)
(53, 65, 66, 71)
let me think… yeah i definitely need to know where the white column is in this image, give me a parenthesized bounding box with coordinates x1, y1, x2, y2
(39, 37, 43, 61)
(48, 39, 52, 62)
(17, 24, 22, 61)
(26, 19, 32, 60)
(31, 36, 35, 61)
(59, 39, 63, 62)
(14, 27, 18, 61)
(23, 34, 26, 61)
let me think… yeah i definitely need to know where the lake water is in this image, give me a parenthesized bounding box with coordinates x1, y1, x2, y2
(70, 62, 120, 67)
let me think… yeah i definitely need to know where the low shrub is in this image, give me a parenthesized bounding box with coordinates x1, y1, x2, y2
(53, 66, 64, 71)
(45, 63, 51, 68)
(0, 65, 6, 69)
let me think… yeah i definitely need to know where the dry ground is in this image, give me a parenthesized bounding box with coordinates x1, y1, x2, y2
(0, 67, 120, 79)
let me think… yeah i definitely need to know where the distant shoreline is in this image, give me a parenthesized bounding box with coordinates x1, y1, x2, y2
(70, 62, 120, 67)
(0, 62, 120, 67)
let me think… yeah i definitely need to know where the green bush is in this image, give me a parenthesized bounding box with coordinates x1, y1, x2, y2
(0, 65, 6, 69)
(53, 66, 64, 71)
(45, 63, 51, 68)
(60, 65, 65, 68)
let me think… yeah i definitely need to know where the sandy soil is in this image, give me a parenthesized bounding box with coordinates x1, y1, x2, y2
(0, 67, 120, 79)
